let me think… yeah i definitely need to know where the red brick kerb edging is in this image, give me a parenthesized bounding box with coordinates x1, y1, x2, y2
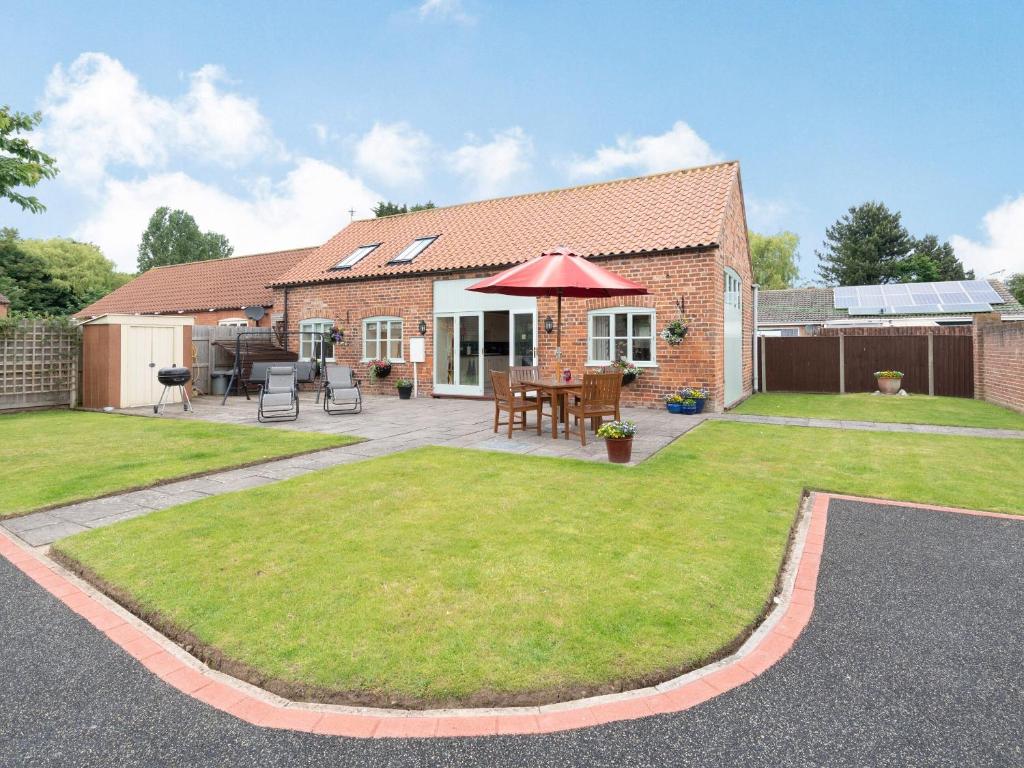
(3, 493, 1018, 738)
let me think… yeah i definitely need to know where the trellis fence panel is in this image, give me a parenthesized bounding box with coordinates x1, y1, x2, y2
(0, 320, 81, 411)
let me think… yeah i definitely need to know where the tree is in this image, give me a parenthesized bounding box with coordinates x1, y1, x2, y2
(749, 231, 800, 289)
(0, 107, 59, 213)
(137, 207, 233, 272)
(0, 229, 78, 315)
(816, 202, 913, 285)
(372, 200, 436, 217)
(1007, 273, 1024, 304)
(19, 238, 132, 309)
(899, 235, 974, 282)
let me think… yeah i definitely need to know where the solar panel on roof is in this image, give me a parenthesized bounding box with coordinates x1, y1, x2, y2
(834, 279, 1001, 314)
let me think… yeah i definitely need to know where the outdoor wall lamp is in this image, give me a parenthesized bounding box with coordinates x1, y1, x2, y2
(544, 315, 554, 334)
(418, 319, 427, 335)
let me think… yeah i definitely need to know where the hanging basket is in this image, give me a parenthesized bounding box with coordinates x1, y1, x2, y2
(660, 320, 689, 346)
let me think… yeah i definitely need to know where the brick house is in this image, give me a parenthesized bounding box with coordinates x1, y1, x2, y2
(272, 161, 754, 410)
(75, 247, 315, 328)
(0, 293, 9, 318)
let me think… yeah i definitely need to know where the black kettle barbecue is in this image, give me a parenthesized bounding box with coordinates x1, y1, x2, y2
(154, 366, 193, 415)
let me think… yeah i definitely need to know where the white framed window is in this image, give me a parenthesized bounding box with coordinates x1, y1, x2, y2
(332, 243, 380, 270)
(389, 236, 437, 264)
(299, 318, 334, 361)
(218, 317, 249, 327)
(725, 268, 742, 310)
(362, 317, 403, 361)
(587, 308, 657, 367)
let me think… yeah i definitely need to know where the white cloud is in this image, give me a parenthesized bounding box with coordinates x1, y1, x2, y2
(448, 127, 533, 196)
(951, 195, 1024, 278)
(75, 159, 381, 270)
(417, 0, 475, 25)
(40, 52, 280, 184)
(566, 121, 721, 179)
(746, 198, 794, 233)
(355, 121, 432, 186)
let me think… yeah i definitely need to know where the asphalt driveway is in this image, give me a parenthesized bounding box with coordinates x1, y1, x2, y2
(1, 498, 1021, 767)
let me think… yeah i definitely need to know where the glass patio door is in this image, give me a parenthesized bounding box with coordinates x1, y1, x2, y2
(433, 312, 484, 395)
(510, 311, 536, 367)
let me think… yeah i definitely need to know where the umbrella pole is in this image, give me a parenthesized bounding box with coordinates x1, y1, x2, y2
(555, 291, 562, 376)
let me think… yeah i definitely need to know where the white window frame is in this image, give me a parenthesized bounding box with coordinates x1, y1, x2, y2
(362, 316, 404, 362)
(586, 307, 657, 367)
(332, 243, 380, 270)
(389, 236, 438, 264)
(298, 318, 334, 362)
(218, 317, 249, 327)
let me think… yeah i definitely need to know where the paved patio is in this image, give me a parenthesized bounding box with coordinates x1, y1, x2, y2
(123, 392, 705, 461)
(3, 394, 704, 547)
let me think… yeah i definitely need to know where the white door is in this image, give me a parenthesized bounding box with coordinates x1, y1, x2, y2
(433, 312, 484, 396)
(724, 268, 743, 406)
(125, 325, 180, 407)
(510, 311, 537, 367)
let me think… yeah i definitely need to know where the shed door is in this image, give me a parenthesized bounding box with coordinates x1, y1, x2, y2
(125, 326, 179, 407)
(724, 268, 743, 406)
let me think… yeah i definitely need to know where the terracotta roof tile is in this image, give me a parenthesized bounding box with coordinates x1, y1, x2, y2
(274, 162, 740, 286)
(74, 247, 315, 318)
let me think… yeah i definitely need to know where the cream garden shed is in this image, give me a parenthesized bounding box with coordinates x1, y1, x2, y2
(80, 314, 194, 410)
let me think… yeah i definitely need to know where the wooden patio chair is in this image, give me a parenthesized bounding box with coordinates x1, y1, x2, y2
(564, 372, 621, 446)
(509, 365, 551, 408)
(490, 371, 542, 438)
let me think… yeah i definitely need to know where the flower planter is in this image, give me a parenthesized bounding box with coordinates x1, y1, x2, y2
(692, 398, 707, 414)
(370, 364, 392, 380)
(877, 377, 902, 395)
(666, 402, 684, 414)
(604, 437, 633, 463)
(680, 402, 698, 415)
(621, 372, 636, 386)
(397, 385, 413, 400)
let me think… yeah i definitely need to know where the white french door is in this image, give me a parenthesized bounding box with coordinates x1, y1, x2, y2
(434, 311, 484, 396)
(510, 311, 537, 367)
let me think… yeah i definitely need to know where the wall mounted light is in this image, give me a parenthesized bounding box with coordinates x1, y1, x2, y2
(543, 316, 554, 334)
(418, 319, 427, 335)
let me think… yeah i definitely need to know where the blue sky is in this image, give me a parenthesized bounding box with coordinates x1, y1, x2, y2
(2, 0, 1022, 280)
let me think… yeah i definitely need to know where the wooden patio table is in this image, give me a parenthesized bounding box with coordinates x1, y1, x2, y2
(514, 377, 583, 440)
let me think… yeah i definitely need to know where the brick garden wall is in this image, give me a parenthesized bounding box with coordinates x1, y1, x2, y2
(973, 315, 1024, 413)
(277, 249, 752, 411)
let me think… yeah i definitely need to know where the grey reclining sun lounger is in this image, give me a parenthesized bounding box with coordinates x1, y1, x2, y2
(322, 363, 361, 415)
(258, 366, 299, 422)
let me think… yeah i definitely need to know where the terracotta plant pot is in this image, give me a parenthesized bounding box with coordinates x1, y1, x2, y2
(604, 437, 633, 463)
(877, 377, 902, 395)
(397, 385, 413, 400)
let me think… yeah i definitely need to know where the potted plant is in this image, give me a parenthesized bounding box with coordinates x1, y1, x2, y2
(596, 420, 638, 463)
(368, 359, 392, 380)
(612, 358, 643, 385)
(874, 370, 904, 395)
(660, 319, 690, 345)
(683, 387, 709, 413)
(395, 377, 413, 399)
(664, 392, 685, 414)
(679, 397, 698, 415)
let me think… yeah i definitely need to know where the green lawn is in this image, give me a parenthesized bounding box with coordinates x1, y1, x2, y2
(55, 422, 1024, 707)
(0, 410, 358, 518)
(734, 392, 1024, 430)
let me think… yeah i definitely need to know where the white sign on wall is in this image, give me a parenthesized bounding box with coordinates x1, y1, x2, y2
(409, 336, 426, 363)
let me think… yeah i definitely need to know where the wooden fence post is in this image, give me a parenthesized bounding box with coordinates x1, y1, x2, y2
(838, 334, 845, 393)
(927, 334, 935, 396)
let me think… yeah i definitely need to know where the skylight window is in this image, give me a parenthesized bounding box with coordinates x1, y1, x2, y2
(389, 236, 438, 264)
(332, 243, 380, 270)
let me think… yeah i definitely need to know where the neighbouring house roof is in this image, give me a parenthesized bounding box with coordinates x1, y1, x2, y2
(273, 161, 742, 286)
(758, 280, 1024, 324)
(74, 247, 316, 318)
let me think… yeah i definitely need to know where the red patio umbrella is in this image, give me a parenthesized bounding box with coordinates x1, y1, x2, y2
(468, 248, 648, 369)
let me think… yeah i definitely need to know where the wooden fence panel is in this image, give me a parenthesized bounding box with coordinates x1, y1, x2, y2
(843, 335, 929, 393)
(190, 326, 275, 394)
(933, 335, 974, 397)
(0, 320, 80, 410)
(760, 336, 841, 392)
